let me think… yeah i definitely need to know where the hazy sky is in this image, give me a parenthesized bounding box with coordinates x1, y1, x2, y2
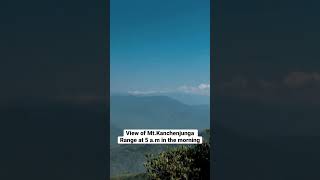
(110, 0, 210, 94)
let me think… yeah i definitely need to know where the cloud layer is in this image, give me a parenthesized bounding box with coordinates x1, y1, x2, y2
(128, 83, 210, 96)
(178, 83, 210, 96)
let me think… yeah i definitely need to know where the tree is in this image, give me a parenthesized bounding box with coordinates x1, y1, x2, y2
(144, 142, 210, 180)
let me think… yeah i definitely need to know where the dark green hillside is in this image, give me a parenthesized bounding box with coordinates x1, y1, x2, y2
(110, 129, 210, 176)
(110, 144, 173, 176)
(110, 95, 210, 176)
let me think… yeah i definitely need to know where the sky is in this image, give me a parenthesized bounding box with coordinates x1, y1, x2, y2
(2, 0, 319, 103)
(110, 0, 210, 95)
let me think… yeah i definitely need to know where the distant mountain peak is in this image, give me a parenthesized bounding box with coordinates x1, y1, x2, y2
(111, 92, 210, 105)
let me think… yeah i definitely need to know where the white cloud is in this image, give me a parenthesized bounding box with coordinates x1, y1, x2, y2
(198, 83, 210, 90)
(178, 83, 210, 96)
(128, 83, 210, 96)
(128, 90, 171, 95)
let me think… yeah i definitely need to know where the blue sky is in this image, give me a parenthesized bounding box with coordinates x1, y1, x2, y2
(110, 0, 210, 95)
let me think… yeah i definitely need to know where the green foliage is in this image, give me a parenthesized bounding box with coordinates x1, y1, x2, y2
(144, 143, 210, 180)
